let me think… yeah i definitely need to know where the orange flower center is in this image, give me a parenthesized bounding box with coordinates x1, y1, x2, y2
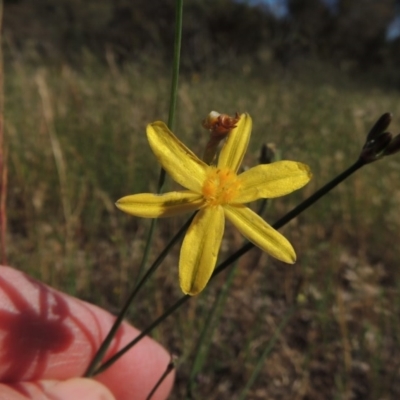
(202, 167, 241, 206)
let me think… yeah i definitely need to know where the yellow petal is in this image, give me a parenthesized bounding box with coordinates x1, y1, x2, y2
(218, 113, 252, 172)
(224, 205, 296, 263)
(179, 206, 225, 295)
(116, 191, 204, 218)
(235, 161, 312, 203)
(147, 122, 207, 193)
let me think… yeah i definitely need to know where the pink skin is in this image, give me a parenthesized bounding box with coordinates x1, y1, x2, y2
(0, 266, 174, 400)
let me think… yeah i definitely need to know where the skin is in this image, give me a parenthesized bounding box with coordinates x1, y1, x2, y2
(0, 266, 174, 400)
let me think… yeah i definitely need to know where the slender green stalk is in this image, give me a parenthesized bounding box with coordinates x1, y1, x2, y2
(93, 159, 366, 374)
(167, 0, 183, 132)
(186, 261, 238, 398)
(237, 307, 296, 400)
(135, 219, 158, 285)
(135, 0, 183, 283)
(187, 198, 269, 396)
(272, 157, 365, 230)
(93, 295, 190, 375)
(0, 0, 6, 265)
(87, 0, 185, 377)
(146, 359, 175, 400)
(85, 213, 195, 377)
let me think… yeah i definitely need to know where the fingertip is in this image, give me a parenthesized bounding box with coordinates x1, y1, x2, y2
(1, 379, 116, 400)
(96, 328, 175, 400)
(43, 378, 115, 400)
(0, 265, 175, 399)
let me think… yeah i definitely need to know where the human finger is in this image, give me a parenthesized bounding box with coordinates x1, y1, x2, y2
(0, 266, 174, 400)
(0, 378, 115, 400)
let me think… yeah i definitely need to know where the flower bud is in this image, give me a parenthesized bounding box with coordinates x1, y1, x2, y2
(259, 143, 276, 164)
(360, 131, 392, 163)
(366, 112, 392, 142)
(384, 133, 400, 156)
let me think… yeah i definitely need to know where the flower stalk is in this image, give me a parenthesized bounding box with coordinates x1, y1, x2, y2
(134, 0, 184, 285)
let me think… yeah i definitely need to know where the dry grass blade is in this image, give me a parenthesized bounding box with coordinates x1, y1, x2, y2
(35, 71, 74, 256)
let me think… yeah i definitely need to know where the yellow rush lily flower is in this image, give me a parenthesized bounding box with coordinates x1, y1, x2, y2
(116, 113, 312, 296)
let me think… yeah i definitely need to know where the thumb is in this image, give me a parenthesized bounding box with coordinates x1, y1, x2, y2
(1, 378, 116, 400)
(43, 378, 116, 400)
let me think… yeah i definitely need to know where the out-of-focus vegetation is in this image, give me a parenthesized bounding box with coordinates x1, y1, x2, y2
(4, 0, 400, 399)
(6, 58, 400, 399)
(4, 0, 400, 83)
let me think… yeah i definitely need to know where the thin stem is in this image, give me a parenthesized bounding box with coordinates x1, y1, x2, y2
(93, 295, 190, 375)
(167, 0, 183, 132)
(85, 213, 195, 377)
(237, 307, 296, 400)
(87, 0, 185, 377)
(186, 258, 238, 398)
(93, 159, 365, 374)
(134, 218, 159, 284)
(273, 157, 365, 230)
(146, 359, 175, 400)
(0, 0, 6, 265)
(187, 199, 268, 395)
(134, 0, 183, 283)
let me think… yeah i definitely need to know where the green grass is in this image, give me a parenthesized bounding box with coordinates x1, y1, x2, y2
(5, 56, 400, 399)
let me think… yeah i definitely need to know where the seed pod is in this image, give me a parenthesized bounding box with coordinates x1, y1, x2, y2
(360, 131, 392, 163)
(384, 133, 400, 156)
(366, 112, 392, 142)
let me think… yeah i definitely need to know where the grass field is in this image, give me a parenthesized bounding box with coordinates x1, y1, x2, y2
(5, 55, 400, 399)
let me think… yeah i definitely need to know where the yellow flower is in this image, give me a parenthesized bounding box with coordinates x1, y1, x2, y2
(116, 113, 311, 295)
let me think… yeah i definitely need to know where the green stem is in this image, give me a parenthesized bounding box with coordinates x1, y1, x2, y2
(186, 260, 238, 398)
(146, 359, 175, 400)
(93, 158, 366, 374)
(273, 157, 365, 230)
(167, 0, 183, 132)
(85, 213, 195, 377)
(93, 295, 190, 375)
(134, 0, 183, 283)
(237, 307, 296, 400)
(87, 0, 185, 377)
(134, 218, 158, 285)
(0, 0, 6, 265)
(187, 199, 269, 395)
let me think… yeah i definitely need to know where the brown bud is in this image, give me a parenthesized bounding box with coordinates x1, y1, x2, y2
(259, 143, 276, 164)
(202, 111, 241, 164)
(202, 111, 240, 137)
(384, 133, 400, 156)
(361, 131, 392, 163)
(366, 113, 392, 142)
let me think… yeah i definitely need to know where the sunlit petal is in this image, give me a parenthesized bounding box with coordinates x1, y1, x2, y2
(235, 161, 312, 203)
(218, 113, 252, 172)
(116, 191, 204, 218)
(147, 122, 207, 192)
(224, 205, 296, 263)
(179, 206, 225, 295)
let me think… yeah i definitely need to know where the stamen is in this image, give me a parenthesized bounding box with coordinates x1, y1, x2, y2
(202, 167, 241, 206)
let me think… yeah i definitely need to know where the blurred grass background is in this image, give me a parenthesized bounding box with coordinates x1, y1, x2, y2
(3, 0, 400, 398)
(5, 55, 400, 399)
